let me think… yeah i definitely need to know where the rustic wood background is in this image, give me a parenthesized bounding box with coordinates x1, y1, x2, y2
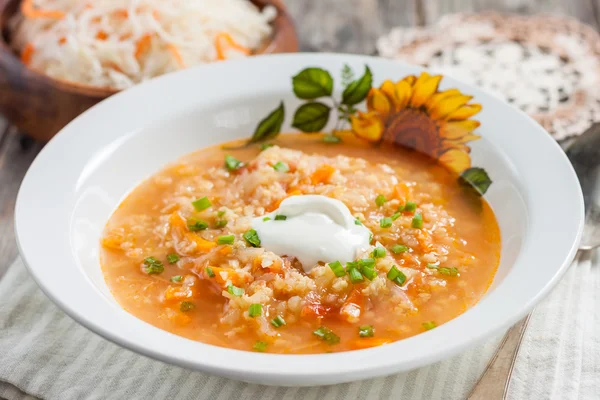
(1, 0, 600, 279)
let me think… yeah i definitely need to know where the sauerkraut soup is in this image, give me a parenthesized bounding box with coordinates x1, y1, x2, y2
(100, 134, 500, 354)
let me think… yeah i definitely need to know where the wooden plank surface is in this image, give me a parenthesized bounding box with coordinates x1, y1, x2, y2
(0, 0, 599, 279)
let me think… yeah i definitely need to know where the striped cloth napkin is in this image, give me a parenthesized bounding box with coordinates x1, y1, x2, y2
(0, 252, 597, 400)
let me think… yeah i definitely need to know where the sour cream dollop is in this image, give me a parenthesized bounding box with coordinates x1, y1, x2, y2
(251, 195, 372, 273)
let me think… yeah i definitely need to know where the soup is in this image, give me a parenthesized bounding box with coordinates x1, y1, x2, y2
(100, 134, 500, 354)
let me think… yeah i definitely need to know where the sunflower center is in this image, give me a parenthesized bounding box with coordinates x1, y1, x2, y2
(382, 108, 442, 158)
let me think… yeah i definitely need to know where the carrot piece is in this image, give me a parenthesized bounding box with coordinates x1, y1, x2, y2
(348, 337, 391, 350)
(186, 234, 216, 253)
(214, 33, 250, 60)
(135, 33, 152, 59)
(218, 245, 233, 255)
(210, 266, 244, 286)
(167, 44, 186, 68)
(310, 164, 336, 185)
(96, 30, 108, 40)
(163, 285, 193, 302)
(58, 36, 66, 45)
(21, 0, 65, 19)
(114, 9, 128, 18)
(393, 182, 413, 203)
(20, 43, 35, 65)
(170, 313, 192, 325)
(101, 235, 122, 250)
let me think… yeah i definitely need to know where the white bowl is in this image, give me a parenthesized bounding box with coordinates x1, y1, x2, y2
(15, 53, 583, 386)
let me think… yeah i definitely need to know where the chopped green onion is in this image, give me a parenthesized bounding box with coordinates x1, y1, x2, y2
(423, 321, 437, 330)
(248, 304, 262, 318)
(404, 202, 417, 212)
(323, 135, 342, 143)
(206, 267, 215, 278)
(359, 325, 374, 337)
(217, 210, 226, 217)
(273, 161, 289, 173)
(224, 155, 243, 171)
(187, 218, 208, 231)
(438, 267, 459, 276)
(243, 229, 261, 247)
(180, 301, 194, 312)
(360, 265, 377, 281)
(426, 263, 439, 269)
(253, 341, 268, 352)
(354, 218, 362, 226)
(262, 217, 271, 221)
(369, 232, 373, 243)
(349, 267, 364, 283)
(358, 258, 375, 268)
(170, 275, 183, 283)
(346, 261, 359, 270)
(143, 257, 164, 274)
(391, 244, 409, 254)
(227, 284, 244, 296)
(217, 235, 235, 245)
(375, 194, 386, 207)
(166, 253, 180, 264)
(391, 212, 401, 221)
(411, 213, 423, 229)
(328, 261, 346, 277)
(372, 247, 386, 258)
(260, 143, 274, 151)
(313, 326, 340, 345)
(387, 266, 407, 286)
(191, 196, 211, 212)
(380, 217, 393, 228)
(214, 219, 228, 228)
(271, 315, 286, 328)
(397, 204, 405, 212)
(274, 215, 287, 221)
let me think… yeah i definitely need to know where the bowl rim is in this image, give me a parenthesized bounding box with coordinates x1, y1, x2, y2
(14, 53, 584, 386)
(0, 0, 297, 98)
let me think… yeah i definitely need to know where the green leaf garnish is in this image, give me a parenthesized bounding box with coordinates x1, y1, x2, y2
(248, 102, 285, 144)
(313, 326, 340, 345)
(359, 325, 374, 337)
(143, 257, 164, 275)
(460, 167, 492, 195)
(341, 64, 355, 87)
(292, 67, 333, 99)
(166, 253, 180, 264)
(180, 301, 194, 312)
(243, 229, 261, 247)
(170, 275, 183, 282)
(342, 66, 373, 106)
(292, 102, 331, 132)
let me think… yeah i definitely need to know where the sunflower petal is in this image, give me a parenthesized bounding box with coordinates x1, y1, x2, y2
(402, 75, 417, 86)
(351, 111, 384, 142)
(430, 95, 473, 120)
(380, 80, 396, 100)
(394, 80, 413, 109)
(410, 73, 442, 108)
(438, 149, 471, 173)
(425, 89, 461, 113)
(367, 88, 392, 115)
(440, 120, 481, 140)
(446, 103, 482, 120)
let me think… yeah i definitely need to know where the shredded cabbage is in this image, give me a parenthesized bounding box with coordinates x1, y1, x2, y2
(11, 0, 276, 89)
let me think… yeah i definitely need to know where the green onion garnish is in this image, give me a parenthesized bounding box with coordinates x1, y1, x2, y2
(346, 261, 359, 270)
(191, 196, 211, 212)
(411, 213, 423, 229)
(253, 341, 268, 352)
(187, 218, 208, 231)
(217, 210, 226, 217)
(313, 326, 340, 345)
(217, 235, 235, 245)
(227, 284, 244, 296)
(271, 315, 286, 328)
(369, 232, 373, 243)
(397, 204, 405, 212)
(214, 219, 228, 228)
(328, 261, 346, 277)
(438, 267, 459, 276)
(375, 194, 386, 207)
(323, 135, 341, 143)
(166, 253, 180, 264)
(273, 161, 289, 173)
(170, 275, 183, 283)
(354, 218, 362, 226)
(387, 266, 407, 286)
(358, 258, 375, 268)
(391, 212, 402, 221)
(143, 257, 164, 274)
(180, 301, 194, 312)
(349, 267, 364, 283)
(391, 244, 409, 254)
(260, 143, 274, 151)
(263, 217, 271, 221)
(243, 229, 261, 247)
(359, 325, 374, 337)
(380, 217, 393, 228)
(372, 247, 386, 258)
(404, 202, 417, 212)
(274, 215, 287, 221)
(248, 304, 262, 318)
(360, 265, 377, 281)
(423, 321, 437, 330)
(426, 263, 439, 269)
(224, 155, 243, 171)
(206, 267, 215, 278)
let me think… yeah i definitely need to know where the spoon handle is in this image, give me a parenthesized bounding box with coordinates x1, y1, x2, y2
(467, 314, 532, 400)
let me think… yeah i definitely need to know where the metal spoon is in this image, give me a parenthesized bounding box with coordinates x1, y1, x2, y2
(468, 122, 600, 399)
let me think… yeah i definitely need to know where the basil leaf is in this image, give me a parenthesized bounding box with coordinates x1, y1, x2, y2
(292, 102, 331, 132)
(460, 167, 492, 195)
(292, 68, 334, 99)
(248, 102, 285, 144)
(342, 65, 373, 106)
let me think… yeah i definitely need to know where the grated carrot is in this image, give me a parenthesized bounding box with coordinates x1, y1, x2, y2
(135, 34, 152, 59)
(210, 266, 244, 286)
(96, 30, 108, 40)
(218, 245, 233, 255)
(20, 43, 35, 65)
(214, 32, 250, 60)
(113, 9, 128, 18)
(21, 0, 65, 19)
(58, 36, 66, 44)
(187, 234, 216, 253)
(167, 44, 186, 68)
(310, 164, 336, 185)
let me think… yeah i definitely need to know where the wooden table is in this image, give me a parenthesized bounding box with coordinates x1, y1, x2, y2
(1, 0, 599, 278)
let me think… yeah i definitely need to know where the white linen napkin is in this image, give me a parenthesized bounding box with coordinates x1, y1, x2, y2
(0, 251, 596, 400)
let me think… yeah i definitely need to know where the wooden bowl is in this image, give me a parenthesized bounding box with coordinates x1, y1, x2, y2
(0, 0, 298, 142)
